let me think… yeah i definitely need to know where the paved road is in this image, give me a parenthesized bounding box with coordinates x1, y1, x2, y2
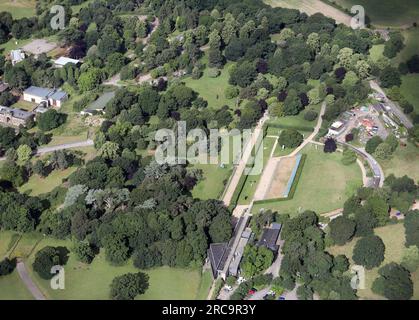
(338, 141, 384, 188)
(36, 140, 94, 155)
(370, 80, 413, 129)
(16, 261, 46, 300)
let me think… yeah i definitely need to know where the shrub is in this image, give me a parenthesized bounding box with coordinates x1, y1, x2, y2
(304, 110, 318, 121)
(353, 235, 385, 269)
(110, 272, 149, 300)
(208, 68, 221, 78)
(278, 129, 303, 149)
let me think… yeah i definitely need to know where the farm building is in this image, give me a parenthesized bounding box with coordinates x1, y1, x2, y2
(53, 57, 80, 68)
(0, 106, 34, 127)
(23, 86, 68, 108)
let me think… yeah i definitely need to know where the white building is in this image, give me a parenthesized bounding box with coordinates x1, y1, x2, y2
(10, 49, 25, 65)
(328, 120, 345, 136)
(53, 56, 80, 68)
(23, 86, 68, 108)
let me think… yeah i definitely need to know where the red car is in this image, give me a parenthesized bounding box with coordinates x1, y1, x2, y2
(248, 288, 257, 295)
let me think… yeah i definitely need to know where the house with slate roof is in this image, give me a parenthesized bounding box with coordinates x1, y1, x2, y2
(23, 86, 68, 108)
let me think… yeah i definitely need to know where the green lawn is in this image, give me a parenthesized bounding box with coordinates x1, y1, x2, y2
(378, 142, 419, 181)
(0, 0, 35, 19)
(328, 223, 419, 300)
(267, 104, 320, 130)
(394, 28, 419, 65)
(191, 163, 232, 200)
(252, 144, 362, 215)
(401, 74, 419, 114)
(18, 167, 77, 196)
(0, 230, 20, 258)
(23, 237, 203, 300)
(195, 270, 213, 300)
(238, 136, 277, 204)
(183, 55, 237, 110)
(11, 100, 35, 111)
(369, 44, 384, 62)
(1, 232, 207, 300)
(330, 0, 419, 27)
(0, 270, 33, 300)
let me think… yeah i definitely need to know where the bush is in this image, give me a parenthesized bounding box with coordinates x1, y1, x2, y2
(365, 136, 383, 154)
(32, 246, 69, 279)
(353, 235, 385, 269)
(0, 258, 16, 276)
(329, 216, 356, 245)
(208, 68, 221, 78)
(37, 109, 66, 131)
(304, 110, 318, 122)
(224, 85, 239, 99)
(110, 272, 149, 300)
(278, 129, 303, 149)
(372, 262, 413, 300)
(341, 149, 357, 165)
(73, 241, 95, 264)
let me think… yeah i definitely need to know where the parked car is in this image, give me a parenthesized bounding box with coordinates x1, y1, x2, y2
(224, 285, 233, 291)
(248, 288, 257, 295)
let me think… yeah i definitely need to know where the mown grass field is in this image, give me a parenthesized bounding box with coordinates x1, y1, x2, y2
(328, 223, 419, 300)
(191, 163, 232, 200)
(401, 74, 419, 115)
(0, 271, 33, 300)
(0, 0, 35, 19)
(378, 142, 419, 181)
(238, 136, 277, 204)
(18, 167, 77, 196)
(252, 144, 362, 215)
(1, 232, 210, 300)
(329, 0, 419, 27)
(183, 55, 237, 110)
(394, 28, 419, 64)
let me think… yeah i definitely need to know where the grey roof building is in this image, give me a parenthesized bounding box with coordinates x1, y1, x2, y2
(24, 86, 54, 99)
(257, 223, 282, 252)
(81, 91, 115, 115)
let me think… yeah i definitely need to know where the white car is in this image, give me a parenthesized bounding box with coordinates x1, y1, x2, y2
(224, 285, 233, 291)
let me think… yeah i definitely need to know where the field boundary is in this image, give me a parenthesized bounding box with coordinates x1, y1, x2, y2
(253, 153, 307, 205)
(228, 125, 269, 208)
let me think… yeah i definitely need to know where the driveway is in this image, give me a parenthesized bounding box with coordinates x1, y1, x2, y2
(16, 261, 46, 300)
(36, 140, 94, 155)
(370, 80, 413, 129)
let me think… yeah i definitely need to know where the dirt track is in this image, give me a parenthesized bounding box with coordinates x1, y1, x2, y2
(265, 0, 352, 26)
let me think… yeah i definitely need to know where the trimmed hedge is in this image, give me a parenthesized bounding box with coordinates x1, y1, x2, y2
(229, 125, 268, 208)
(253, 153, 307, 205)
(267, 123, 314, 132)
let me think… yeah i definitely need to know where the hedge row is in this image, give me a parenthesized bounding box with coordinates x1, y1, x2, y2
(267, 123, 314, 132)
(253, 153, 307, 205)
(229, 125, 268, 208)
